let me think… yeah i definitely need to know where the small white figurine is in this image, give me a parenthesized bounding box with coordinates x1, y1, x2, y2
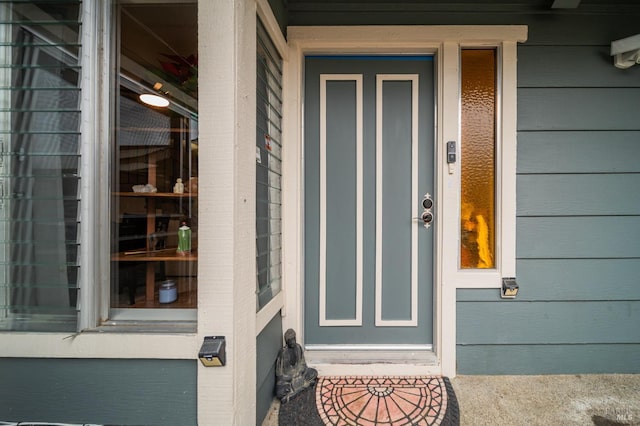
(173, 178, 184, 194)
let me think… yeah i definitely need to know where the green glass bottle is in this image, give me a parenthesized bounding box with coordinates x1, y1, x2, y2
(177, 221, 191, 254)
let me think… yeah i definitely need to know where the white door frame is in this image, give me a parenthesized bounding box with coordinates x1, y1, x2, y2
(281, 26, 527, 377)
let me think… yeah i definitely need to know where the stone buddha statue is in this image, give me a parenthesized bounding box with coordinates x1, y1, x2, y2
(275, 328, 318, 403)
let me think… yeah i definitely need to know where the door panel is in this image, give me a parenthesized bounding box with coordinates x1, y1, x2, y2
(378, 76, 418, 326)
(322, 76, 362, 325)
(304, 57, 434, 346)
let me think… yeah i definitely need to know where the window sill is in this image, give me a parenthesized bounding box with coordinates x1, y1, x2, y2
(95, 320, 196, 334)
(453, 269, 503, 289)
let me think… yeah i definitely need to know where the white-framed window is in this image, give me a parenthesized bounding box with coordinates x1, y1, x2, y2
(0, 0, 199, 332)
(451, 41, 519, 288)
(108, 0, 198, 322)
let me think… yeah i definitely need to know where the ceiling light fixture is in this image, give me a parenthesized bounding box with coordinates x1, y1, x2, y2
(139, 93, 170, 108)
(139, 82, 170, 107)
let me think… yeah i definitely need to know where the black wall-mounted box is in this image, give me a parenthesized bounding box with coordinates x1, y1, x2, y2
(199, 336, 226, 367)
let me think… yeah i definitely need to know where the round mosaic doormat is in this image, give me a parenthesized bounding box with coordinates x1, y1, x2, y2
(278, 376, 459, 426)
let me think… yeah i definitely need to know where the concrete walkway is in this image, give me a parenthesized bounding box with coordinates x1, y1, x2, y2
(452, 375, 639, 425)
(262, 374, 640, 425)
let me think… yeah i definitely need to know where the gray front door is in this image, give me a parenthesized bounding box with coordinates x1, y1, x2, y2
(304, 56, 435, 347)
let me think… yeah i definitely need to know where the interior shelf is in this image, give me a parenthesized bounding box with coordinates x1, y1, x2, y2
(113, 169, 197, 304)
(112, 249, 197, 262)
(115, 192, 197, 198)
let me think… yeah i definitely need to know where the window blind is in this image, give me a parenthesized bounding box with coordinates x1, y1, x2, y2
(256, 18, 283, 311)
(0, 1, 82, 331)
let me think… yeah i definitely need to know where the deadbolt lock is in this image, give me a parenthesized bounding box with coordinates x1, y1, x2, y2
(420, 193, 434, 229)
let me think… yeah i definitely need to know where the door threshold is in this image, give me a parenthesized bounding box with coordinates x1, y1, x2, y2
(305, 344, 437, 365)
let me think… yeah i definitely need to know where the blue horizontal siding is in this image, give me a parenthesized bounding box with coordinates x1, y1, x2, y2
(518, 88, 640, 131)
(457, 344, 640, 375)
(256, 314, 283, 424)
(517, 216, 640, 259)
(517, 174, 640, 216)
(0, 358, 197, 425)
(518, 131, 640, 174)
(455, 11, 640, 374)
(459, 259, 640, 302)
(257, 314, 282, 389)
(518, 45, 640, 88)
(458, 300, 640, 345)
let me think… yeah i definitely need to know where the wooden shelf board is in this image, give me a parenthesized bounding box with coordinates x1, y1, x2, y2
(112, 249, 197, 261)
(115, 192, 198, 198)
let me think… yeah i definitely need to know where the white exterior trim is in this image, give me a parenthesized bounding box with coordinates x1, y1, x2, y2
(288, 25, 527, 49)
(256, 291, 285, 334)
(500, 41, 519, 281)
(78, 0, 100, 330)
(375, 74, 419, 327)
(319, 74, 364, 327)
(306, 344, 432, 351)
(0, 333, 197, 358)
(196, 1, 256, 425)
(257, 0, 287, 61)
(439, 41, 462, 377)
(282, 25, 527, 378)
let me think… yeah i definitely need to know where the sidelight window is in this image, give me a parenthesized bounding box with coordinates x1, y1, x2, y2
(460, 49, 497, 270)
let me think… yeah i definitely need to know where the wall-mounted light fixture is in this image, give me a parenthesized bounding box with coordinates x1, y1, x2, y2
(139, 82, 170, 107)
(199, 336, 226, 367)
(611, 34, 640, 69)
(501, 277, 519, 299)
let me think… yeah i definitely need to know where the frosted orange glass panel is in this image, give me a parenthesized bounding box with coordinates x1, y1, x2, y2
(460, 49, 496, 269)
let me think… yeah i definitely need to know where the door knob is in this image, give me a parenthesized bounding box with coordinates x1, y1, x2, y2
(421, 211, 433, 225)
